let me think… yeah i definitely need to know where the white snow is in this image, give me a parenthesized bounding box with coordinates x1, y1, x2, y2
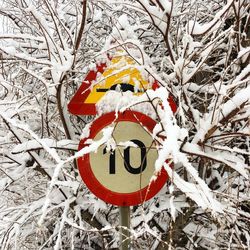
(188, 0, 234, 36)
(12, 139, 78, 153)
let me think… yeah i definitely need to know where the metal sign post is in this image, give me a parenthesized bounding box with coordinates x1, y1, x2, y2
(119, 206, 130, 250)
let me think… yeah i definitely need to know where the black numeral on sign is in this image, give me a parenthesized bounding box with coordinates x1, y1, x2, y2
(103, 140, 147, 175)
(103, 148, 116, 174)
(124, 140, 147, 174)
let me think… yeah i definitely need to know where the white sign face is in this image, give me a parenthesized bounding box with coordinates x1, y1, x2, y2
(89, 121, 158, 193)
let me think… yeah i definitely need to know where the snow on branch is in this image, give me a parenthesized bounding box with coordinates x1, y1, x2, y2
(11, 139, 78, 153)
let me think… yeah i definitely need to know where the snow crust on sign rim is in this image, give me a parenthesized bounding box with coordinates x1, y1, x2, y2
(96, 90, 157, 120)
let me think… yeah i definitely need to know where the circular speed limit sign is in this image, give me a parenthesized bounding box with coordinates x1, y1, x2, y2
(78, 111, 168, 206)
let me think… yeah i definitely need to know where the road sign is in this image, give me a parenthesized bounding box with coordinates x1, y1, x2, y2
(77, 111, 168, 206)
(68, 54, 177, 115)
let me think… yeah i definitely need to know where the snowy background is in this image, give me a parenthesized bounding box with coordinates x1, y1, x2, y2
(0, 0, 249, 249)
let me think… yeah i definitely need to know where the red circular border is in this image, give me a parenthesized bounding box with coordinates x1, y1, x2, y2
(77, 111, 168, 206)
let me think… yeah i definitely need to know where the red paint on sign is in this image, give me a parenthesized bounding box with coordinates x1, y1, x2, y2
(68, 62, 107, 115)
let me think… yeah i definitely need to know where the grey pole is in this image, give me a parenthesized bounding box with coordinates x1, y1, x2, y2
(119, 206, 130, 250)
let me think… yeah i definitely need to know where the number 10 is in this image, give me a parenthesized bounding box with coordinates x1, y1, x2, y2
(103, 139, 147, 175)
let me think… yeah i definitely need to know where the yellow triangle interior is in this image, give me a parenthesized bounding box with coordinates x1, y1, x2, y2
(85, 55, 152, 104)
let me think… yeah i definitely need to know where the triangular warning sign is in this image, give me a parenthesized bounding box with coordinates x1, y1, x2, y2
(68, 53, 176, 115)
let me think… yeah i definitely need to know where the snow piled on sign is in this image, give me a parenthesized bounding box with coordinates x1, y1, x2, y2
(96, 90, 158, 119)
